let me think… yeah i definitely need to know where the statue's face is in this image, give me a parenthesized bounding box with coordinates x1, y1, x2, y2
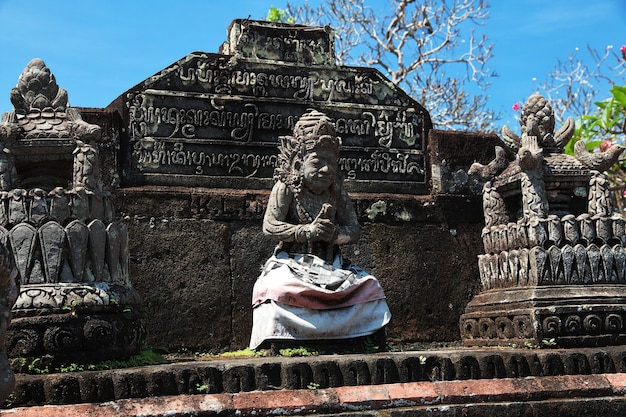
(302, 149, 337, 194)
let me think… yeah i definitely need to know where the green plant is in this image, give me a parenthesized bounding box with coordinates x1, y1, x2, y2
(278, 347, 317, 357)
(266, 6, 293, 23)
(565, 85, 626, 160)
(541, 338, 557, 347)
(196, 383, 209, 393)
(219, 348, 265, 358)
(307, 382, 320, 390)
(363, 337, 379, 353)
(27, 357, 49, 374)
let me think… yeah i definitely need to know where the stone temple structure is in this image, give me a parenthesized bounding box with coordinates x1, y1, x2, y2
(461, 93, 626, 347)
(0, 59, 144, 366)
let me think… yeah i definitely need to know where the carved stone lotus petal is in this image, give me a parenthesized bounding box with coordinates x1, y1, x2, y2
(562, 214, 579, 245)
(498, 251, 509, 287)
(516, 219, 528, 248)
(9, 223, 37, 284)
(106, 223, 121, 282)
(612, 215, 625, 244)
(496, 224, 508, 252)
(560, 244, 575, 284)
(508, 249, 519, 286)
(38, 221, 65, 283)
(573, 244, 587, 284)
(65, 220, 89, 282)
(9, 199, 27, 225)
(478, 255, 491, 290)
(596, 216, 612, 245)
(488, 254, 499, 289)
(528, 246, 546, 286)
(518, 248, 529, 285)
(88, 219, 106, 282)
(547, 245, 562, 284)
(586, 244, 601, 283)
(600, 244, 614, 283)
(578, 214, 596, 244)
(527, 217, 547, 247)
(506, 223, 518, 250)
(614, 245, 626, 282)
(547, 215, 562, 246)
(481, 227, 493, 254)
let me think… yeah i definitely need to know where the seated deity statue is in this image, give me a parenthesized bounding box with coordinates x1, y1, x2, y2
(249, 109, 391, 349)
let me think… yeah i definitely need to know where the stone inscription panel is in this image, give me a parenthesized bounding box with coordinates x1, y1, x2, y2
(222, 20, 335, 65)
(123, 52, 430, 193)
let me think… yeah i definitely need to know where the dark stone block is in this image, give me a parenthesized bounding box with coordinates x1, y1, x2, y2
(312, 360, 343, 388)
(423, 356, 455, 381)
(44, 375, 81, 405)
(282, 362, 313, 390)
(146, 369, 178, 396)
(255, 362, 282, 391)
(542, 353, 565, 376)
(339, 359, 371, 386)
(480, 354, 507, 379)
(506, 354, 531, 378)
(223, 365, 256, 393)
(564, 352, 591, 375)
(457, 355, 481, 380)
(111, 371, 148, 399)
(77, 372, 115, 404)
(370, 357, 399, 385)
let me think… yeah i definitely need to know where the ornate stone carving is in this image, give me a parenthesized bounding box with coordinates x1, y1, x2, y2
(0, 59, 144, 369)
(250, 109, 391, 349)
(463, 94, 626, 348)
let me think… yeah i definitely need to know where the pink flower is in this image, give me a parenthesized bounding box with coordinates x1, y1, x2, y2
(600, 139, 613, 152)
(621, 45, 626, 60)
(512, 102, 520, 111)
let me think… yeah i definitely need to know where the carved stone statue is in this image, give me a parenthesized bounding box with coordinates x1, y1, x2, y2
(250, 109, 391, 349)
(0, 59, 144, 371)
(461, 93, 626, 347)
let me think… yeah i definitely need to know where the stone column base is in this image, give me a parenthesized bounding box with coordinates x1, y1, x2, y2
(460, 285, 626, 347)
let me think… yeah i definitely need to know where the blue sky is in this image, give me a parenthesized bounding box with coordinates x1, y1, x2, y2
(0, 0, 624, 129)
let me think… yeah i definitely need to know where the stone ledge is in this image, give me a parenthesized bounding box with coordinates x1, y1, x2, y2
(6, 346, 626, 408)
(6, 373, 626, 416)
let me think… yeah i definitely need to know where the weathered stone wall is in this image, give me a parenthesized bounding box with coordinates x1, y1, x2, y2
(82, 108, 498, 352)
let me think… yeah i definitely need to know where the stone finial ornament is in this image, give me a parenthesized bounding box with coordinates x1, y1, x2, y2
(0, 59, 144, 372)
(461, 93, 626, 348)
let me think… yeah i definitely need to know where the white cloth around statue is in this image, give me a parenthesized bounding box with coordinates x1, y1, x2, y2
(249, 251, 391, 349)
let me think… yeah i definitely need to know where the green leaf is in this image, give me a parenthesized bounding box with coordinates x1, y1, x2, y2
(610, 85, 626, 107)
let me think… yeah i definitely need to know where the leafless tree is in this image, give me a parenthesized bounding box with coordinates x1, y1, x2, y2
(286, 0, 499, 131)
(534, 45, 626, 124)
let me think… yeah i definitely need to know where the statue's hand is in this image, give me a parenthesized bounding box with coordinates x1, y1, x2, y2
(309, 203, 336, 242)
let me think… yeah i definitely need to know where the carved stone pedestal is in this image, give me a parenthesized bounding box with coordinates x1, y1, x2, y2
(8, 282, 144, 367)
(461, 285, 626, 347)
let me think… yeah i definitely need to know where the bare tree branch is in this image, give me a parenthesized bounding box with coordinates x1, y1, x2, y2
(287, 0, 500, 131)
